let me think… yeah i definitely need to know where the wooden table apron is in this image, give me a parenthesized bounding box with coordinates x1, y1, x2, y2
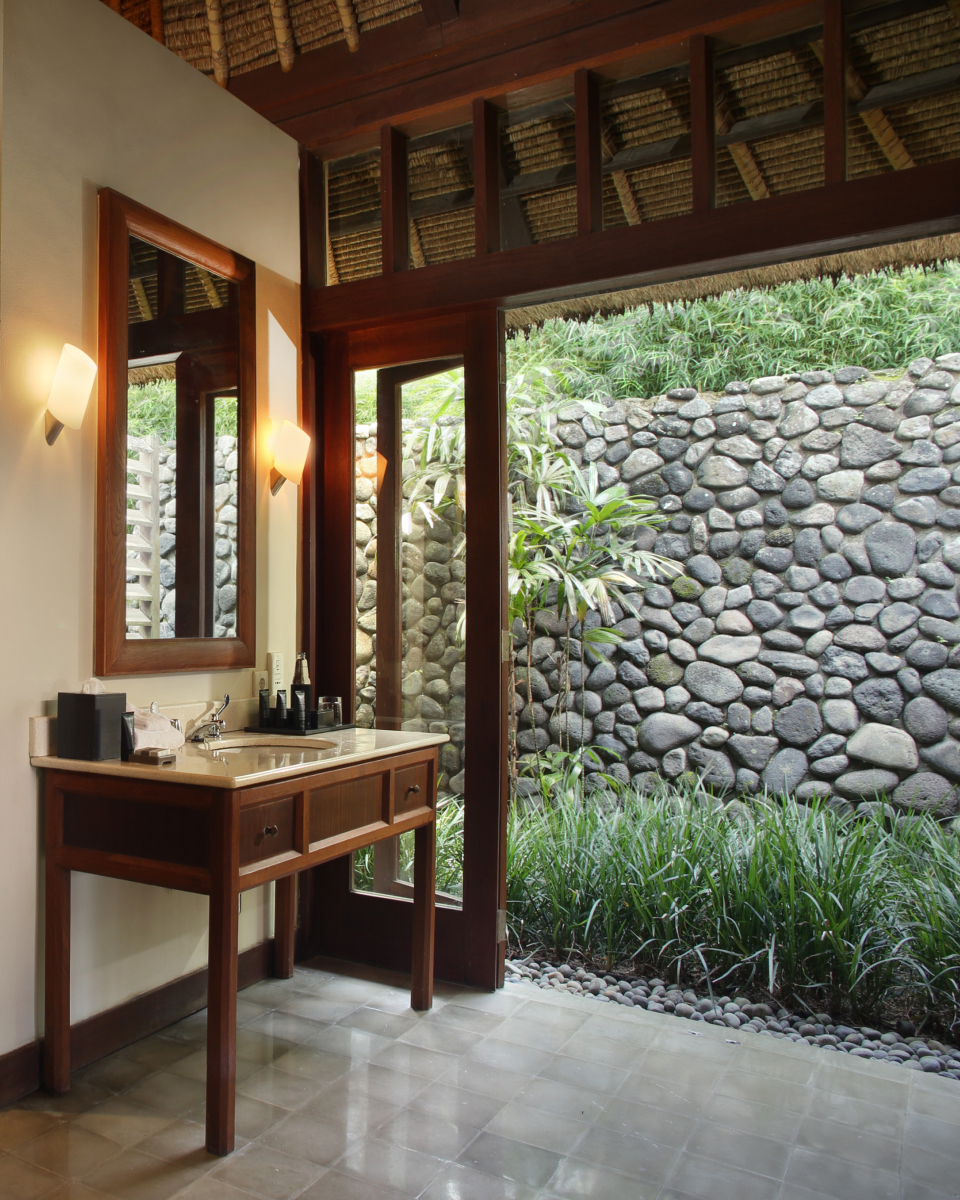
(42, 747, 438, 1155)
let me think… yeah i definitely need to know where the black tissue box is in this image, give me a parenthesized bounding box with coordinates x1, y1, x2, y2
(57, 692, 127, 761)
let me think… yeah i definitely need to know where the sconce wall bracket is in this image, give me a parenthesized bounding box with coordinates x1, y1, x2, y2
(269, 467, 286, 496)
(45, 412, 65, 446)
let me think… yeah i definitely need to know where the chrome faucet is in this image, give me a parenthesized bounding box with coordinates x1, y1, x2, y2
(190, 694, 230, 742)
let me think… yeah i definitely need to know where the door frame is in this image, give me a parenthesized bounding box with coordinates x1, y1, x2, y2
(297, 308, 508, 990)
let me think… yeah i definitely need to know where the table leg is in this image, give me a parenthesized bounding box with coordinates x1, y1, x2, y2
(207, 794, 239, 1155)
(273, 874, 296, 979)
(44, 780, 71, 1093)
(411, 818, 436, 1011)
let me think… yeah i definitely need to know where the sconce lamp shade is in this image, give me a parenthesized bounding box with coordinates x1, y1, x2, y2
(270, 419, 310, 495)
(46, 344, 97, 445)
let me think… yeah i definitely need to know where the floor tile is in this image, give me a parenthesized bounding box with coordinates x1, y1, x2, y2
(421, 1160, 541, 1200)
(304, 1025, 394, 1063)
(545, 1158, 660, 1200)
(537, 1054, 628, 1095)
(134, 1119, 214, 1163)
(408, 1083, 508, 1129)
(126, 1071, 208, 1117)
(15, 1124, 122, 1179)
(43, 1183, 117, 1200)
(336, 1137, 446, 1194)
(213, 1142, 325, 1199)
(244, 1010, 329, 1045)
(259, 1111, 359, 1166)
(437, 1059, 529, 1102)
(81, 1145, 211, 1200)
(0, 1110, 63, 1152)
(457, 1131, 561, 1189)
(684, 1118, 790, 1180)
(796, 1113, 901, 1172)
(298, 1084, 401, 1138)
(270, 1045, 353, 1085)
(783, 1145, 900, 1200)
(514, 1078, 607, 1125)
(398, 1021, 487, 1057)
(297, 1168, 404, 1200)
(235, 1065, 327, 1111)
(661, 1151, 785, 1200)
(900, 1143, 960, 1196)
(340, 1009, 422, 1041)
(905, 1110, 960, 1161)
(74, 1098, 175, 1147)
(593, 1097, 694, 1146)
(467, 1039, 554, 1077)
(485, 1102, 587, 1155)
(0, 1151, 63, 1200)
(567, 1124, 679, 1184)
(377, 1106, 481, 1159)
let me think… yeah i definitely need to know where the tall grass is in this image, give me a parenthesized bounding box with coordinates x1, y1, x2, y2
(509, 263, 960, 401)
(506, 770, 960, 1028)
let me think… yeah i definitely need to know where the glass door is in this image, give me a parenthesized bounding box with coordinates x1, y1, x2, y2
(299, 311, 507, 990)
(353, 358, 466, 905)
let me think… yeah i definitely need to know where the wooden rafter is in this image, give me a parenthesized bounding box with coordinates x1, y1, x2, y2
(715, 87, 770, 200)
(269, 0, 296, 72)
(335, 0, 360, 53)
(195, 267, 224, 308)
(410, 221, 427, 268)
(131, 279, 153, 322)
(326, 238, 340, 285)
(149, 0, 164, 43)
(206, 0, 229, 88)
(809, 39, 915, 171)
(601, 128, 641, 225)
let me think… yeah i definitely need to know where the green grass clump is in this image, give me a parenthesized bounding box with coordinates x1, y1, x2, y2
(506, 767, 960, 1031)
(509, 262, 960, 401)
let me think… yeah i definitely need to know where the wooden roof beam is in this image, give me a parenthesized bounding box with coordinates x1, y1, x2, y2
(269, 0, 296, 72)
(715, 83, 770, 200)
(206, 0, 229, 88)
(335, 0, 361, 53)
(149, 0, 164, 42)
(809, 37, 915, 170)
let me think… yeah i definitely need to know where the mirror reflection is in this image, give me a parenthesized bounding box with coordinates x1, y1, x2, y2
(124, 235, 241, 640)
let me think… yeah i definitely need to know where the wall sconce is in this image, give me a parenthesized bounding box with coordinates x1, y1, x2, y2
(270, 420, 310, 495)
(45, 344, 97, 445)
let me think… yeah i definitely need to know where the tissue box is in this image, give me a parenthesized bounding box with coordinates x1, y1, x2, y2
(57, 692, 127, 761)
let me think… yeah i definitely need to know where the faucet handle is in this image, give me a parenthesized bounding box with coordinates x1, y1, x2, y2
(214, 694, 230, 721)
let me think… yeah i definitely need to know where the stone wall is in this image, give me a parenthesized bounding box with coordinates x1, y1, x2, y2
(151, 434, 239, 638)
(512, 355, 960, 820)
(354, 420, 466, 802)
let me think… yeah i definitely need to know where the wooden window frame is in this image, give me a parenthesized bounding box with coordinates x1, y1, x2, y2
(95, 188, 257, 676)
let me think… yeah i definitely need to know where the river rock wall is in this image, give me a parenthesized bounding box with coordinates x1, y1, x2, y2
(513, 356, 960, 818)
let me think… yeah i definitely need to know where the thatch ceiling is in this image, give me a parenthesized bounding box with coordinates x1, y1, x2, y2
(104, 0, 420, 82)
(326, 2, 960, 283)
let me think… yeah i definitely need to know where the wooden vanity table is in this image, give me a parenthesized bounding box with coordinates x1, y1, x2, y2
(35, 728, 445, 1155)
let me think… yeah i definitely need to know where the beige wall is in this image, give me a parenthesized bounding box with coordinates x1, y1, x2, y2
(0, 0, 302, 1049)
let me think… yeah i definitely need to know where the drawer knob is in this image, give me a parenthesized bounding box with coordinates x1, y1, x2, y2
(407, 784, 420, 795)
(263, 824, 279, 838)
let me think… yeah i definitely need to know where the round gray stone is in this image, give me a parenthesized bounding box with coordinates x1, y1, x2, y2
(834, 769, 900, 799)
(851, 677, 904, 722)
(637, 713, 701, 754)
(921, 668, 960, 710)
(892, 772, 959, 816)
(781, 478, 816, 509)
(846, 723, 919, 770)
(699, 457, 749, 489)
(907, 641, 950, 671)
(773, 699, 823, 746)
(820, 554, 853, 582)
(899, 467, 952, 493)
(864, 522, 917, 576)
(919, 590, 960, 620)
(762, 748, 809, 794)
(879, 603, 920, 636)
(918, 738, 960, 777)
(820, 646, 870, 681)
(840, 425, 900, 468)
(892, 496, 938, 526)
(684, 662, 745, 705)
(686, 555, 723, 586)
(836, 504, 883, 533)
(903, 696, 949, 745)
(833, 625, 886, 652)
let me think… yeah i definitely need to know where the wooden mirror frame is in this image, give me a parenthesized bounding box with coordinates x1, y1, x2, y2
(95, 189, 257, 676)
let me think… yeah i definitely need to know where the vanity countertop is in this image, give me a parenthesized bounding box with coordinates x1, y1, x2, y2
(31, 728, 448, 789)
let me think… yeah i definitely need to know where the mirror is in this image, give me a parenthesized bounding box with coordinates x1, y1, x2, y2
(96, 190, 256, 675)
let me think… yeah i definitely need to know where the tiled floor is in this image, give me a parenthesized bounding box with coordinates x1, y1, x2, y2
(2, 960, 958, 1200)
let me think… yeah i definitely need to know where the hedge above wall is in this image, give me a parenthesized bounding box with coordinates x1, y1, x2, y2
(512, 353, 960, 820)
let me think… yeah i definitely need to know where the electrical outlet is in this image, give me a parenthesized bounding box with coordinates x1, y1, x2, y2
(252, 669, 269, 696)
(268, 652, 284, 695)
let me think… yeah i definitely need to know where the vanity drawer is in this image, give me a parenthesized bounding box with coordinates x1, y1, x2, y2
(240, 797, 295, 865)
(309, 772, 387, 845)
(394, 761, 431, 819)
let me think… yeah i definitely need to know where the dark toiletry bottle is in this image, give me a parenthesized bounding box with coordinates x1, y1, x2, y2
(259, 689, 271, 727)
(120, 711, 135, 762)
(291, 689, 306, 732)
(292, 651, 312, 716)
(274, 689, 287, 727)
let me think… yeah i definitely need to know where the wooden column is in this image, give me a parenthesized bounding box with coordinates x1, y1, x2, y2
(317, 332, 356, 720)
(206, 791, 240, 1156)
(690, 33, 716, 213)
(575, 68, 603, 235)
(823, 0, 847, 185)
(411, 816, 437, 1009)
(273, 875, 296, 979)
(376, 369, 402, 729)
(299, 148, 327, 291)
(461, 308, 508, 990)
(381, 126, 409, 275)
(43, 779, 70, 1094)
(472, 99, 501, 255)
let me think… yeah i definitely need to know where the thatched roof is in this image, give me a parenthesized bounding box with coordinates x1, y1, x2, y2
(108, 0, 419, 79)
(505, 233, 960, 329)
(325, 1, 960, 283)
